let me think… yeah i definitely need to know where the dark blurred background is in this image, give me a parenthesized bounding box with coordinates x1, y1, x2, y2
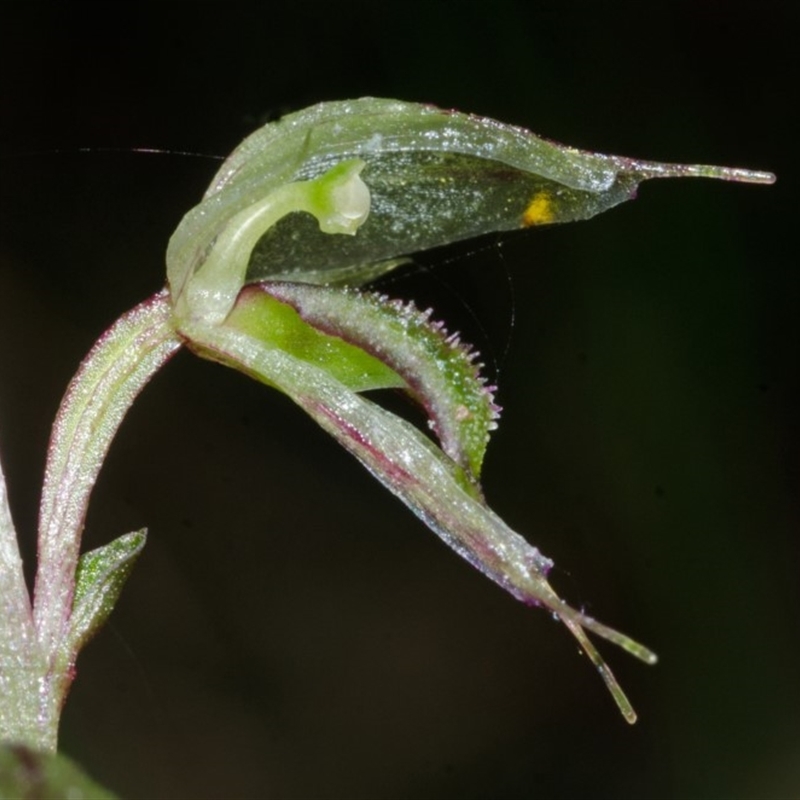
(1, 2, 796, 798)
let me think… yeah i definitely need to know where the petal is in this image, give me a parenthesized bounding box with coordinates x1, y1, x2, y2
(181, 307, 656, 723)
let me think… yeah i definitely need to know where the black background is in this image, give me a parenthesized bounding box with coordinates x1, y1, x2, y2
(1, 3, 797, 798)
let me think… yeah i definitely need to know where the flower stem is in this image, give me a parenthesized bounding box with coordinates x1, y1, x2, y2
(31, 291, 180, 746)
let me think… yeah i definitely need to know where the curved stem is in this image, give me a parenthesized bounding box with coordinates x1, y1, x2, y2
(32, 291, 181, 742)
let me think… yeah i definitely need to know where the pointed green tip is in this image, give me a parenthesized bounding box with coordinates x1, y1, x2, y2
(68, 528, 148, 656)
(547, 593, 656, 722)
(610, 680, 638, 725)
(573, 612, 658, 665)
(628, 158, 776, 185)
(681, 164, 776, 184)
(562, 617, 640, 724)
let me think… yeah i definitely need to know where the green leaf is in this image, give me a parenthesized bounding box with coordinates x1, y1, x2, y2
(66, 529, 146, 657)
(0, 451, 46, 749)
(0, 743, 118, 799)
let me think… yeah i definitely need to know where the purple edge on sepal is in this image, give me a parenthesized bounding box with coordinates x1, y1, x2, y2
(180, 280, 656, 723)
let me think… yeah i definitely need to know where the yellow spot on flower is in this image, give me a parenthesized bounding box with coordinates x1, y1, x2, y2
(522, 192, 554, 226)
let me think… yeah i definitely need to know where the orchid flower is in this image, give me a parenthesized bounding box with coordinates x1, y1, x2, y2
(0, 98, 774, 751)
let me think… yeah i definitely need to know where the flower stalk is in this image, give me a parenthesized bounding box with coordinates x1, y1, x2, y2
(24, 292, 180, 749)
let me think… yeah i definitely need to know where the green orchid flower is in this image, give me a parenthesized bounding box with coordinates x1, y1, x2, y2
(0, 98, 774, 751)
